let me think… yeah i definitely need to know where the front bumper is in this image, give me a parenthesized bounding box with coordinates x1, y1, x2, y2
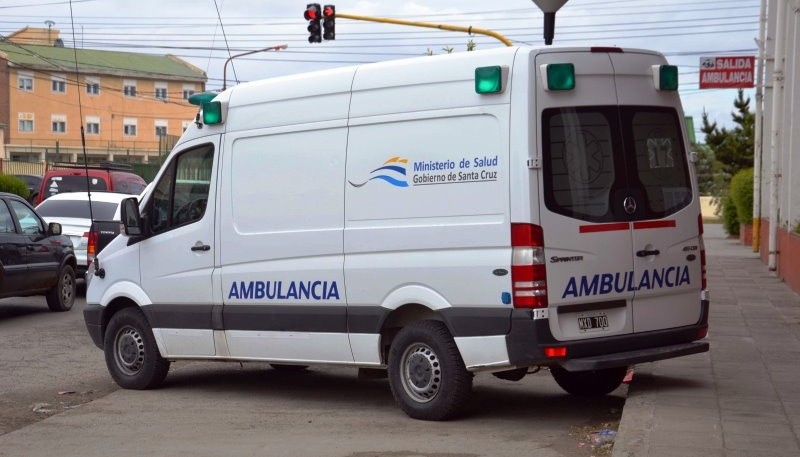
(83, 303, 105, 349)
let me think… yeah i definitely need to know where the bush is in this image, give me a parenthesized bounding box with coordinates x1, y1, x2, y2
(729, 168, 754, 227)
(722, 194, 739, 236)
(0, 175, 30, 200)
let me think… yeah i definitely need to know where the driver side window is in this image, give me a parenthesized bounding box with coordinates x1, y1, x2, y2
(9, 200, 44, 235)
(149, 144, 214, 234)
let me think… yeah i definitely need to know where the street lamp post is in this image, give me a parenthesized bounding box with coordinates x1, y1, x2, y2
(222, 44, 288, 91)
(531, 0, 568, 45)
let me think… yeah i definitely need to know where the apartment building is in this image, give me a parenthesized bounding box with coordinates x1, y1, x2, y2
(0, 27, 206, 163)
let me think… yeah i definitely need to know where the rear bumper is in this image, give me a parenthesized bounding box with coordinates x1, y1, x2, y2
(505, 300, 710, 371)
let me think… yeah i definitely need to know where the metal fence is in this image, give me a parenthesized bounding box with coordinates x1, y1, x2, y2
(0, 159, 161, 183)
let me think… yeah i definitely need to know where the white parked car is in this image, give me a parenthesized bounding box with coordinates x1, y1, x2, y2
(36, 192, 129, 278)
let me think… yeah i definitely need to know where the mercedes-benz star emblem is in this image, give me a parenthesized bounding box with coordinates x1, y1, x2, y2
(623, 196, 637, 215)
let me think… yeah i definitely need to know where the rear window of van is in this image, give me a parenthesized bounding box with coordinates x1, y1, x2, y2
(542, 106, 692, 222)
(44, 176, 108, 200)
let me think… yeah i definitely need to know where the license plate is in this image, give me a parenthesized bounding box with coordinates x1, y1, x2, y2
(577, 313, 609, 332)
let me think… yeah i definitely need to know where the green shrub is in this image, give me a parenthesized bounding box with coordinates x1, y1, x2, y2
(729, 168, 754, 226)
(0, 175, 30, 200)
(722, 194, 739, 236)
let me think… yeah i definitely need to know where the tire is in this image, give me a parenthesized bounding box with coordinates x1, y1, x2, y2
(104, 308, 170, 390)
(550, 365, 627, 396)
(46, 264, 76, 312)
(388, 320, 472, 421)
(270, 364, 309, 372)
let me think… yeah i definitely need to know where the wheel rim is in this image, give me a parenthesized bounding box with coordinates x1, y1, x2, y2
(60, 271, 74, 304)
(400, 343, 442, 403)
(114, 325, 145, 376)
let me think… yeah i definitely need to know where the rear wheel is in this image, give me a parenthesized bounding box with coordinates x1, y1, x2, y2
(388, 320, 472, 421)
(104, 308, 170, 389)
(46, 264, 75, 312)
(550, 365, 627, 396)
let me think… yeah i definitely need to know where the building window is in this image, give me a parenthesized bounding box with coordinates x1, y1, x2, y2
(18, 72, 33, 92)
(123, 79, 137, 97)
(18, 113, 34, 133)
(155, 119, 168, 137)
(86, 116, 100, 135)
(155, 82, 168, 101)
(123, 118, 137, 136)
(52, 75, 66, 93)
(51, 114, 67, 133)
(86, 77, 100, 95)
(182, 83, 196, 100)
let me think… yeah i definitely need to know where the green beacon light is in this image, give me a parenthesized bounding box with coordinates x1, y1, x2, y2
(654, 65, 679, 91)
(202, 101, 224, 125)
(475, 66, 503, 94)
(188, 91, 218, 106)
(544, 63, 575, 91)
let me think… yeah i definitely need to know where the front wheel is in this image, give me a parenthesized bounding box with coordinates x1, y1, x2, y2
(104, 308, 170, 389)
(46, 264, 75, 312)
(388, 320, 472, 421)
(550, 365, 627, 396)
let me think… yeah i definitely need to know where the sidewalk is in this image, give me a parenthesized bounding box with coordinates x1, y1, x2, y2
(613, 224, 800, 457)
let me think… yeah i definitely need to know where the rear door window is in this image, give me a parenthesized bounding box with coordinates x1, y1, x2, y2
(623, 108, 692, 218)
(543, 106, 691, 222)
(542, 107, 626, 222)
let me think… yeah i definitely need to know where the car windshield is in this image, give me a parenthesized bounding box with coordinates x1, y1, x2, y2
(36, 200, 120, 220)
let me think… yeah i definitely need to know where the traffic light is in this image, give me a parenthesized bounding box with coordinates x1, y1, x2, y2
(304, 3, 322, 43)
(322, 5, 335, 41)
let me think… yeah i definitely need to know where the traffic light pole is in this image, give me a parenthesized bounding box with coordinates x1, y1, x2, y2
(333, 12, 513, 47)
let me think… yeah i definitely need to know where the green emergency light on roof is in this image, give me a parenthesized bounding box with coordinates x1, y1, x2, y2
(202, 101, 223, 125)
(653, 65, 679, 91)
(188, 91, 218, 106)
(475, 66, 504, 94)
(544, 63, 575, 91)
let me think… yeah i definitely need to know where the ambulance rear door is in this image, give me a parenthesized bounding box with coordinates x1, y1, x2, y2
(610, 52, 703, 332)
(535, 49, 636, 342)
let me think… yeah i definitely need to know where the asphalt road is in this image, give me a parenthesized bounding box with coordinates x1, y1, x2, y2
(0, 293, 624, 457)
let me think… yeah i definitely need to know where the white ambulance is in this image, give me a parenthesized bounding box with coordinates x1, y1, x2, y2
(84, 46, 709, 421)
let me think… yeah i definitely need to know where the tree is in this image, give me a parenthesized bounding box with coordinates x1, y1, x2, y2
(700, 89, 756, 233)
(692, 142, 722, 196)
(700, 89, 754, 182)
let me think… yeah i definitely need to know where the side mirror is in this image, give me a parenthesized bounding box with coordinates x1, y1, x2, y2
(48, 222, 62, 236)
(120, 197, 143, 236)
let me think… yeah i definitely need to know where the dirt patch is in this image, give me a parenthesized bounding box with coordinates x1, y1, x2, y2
(0, 387, 113, 436)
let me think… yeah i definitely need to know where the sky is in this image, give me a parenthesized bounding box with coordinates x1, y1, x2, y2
(0, 0, 761, 141)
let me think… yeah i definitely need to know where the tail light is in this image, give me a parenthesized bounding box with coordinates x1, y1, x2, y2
(85, 230, 98, 267)
(511, 223, 548, 308)
(698, 214, 707, 290)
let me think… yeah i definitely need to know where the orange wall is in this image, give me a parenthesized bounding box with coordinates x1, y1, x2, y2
(7, 67, 201, 151)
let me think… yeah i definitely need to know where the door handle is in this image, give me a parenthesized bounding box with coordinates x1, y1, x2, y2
(636, 249, 660, 257)
(191, 244, 210, 252)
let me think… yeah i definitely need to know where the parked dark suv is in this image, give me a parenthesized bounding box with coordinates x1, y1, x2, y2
(36, 163, 147, 205)
(0, 193, 77, 311)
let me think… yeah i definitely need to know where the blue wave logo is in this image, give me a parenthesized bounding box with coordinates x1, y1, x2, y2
(349, 156, 409, 188)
